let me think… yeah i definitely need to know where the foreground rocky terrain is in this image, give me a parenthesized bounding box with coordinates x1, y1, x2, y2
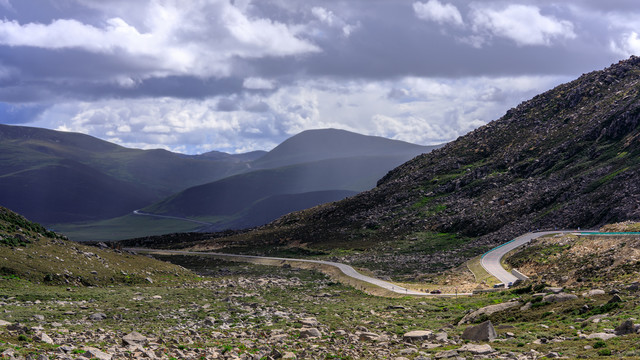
(2, 254, 639, 360)
(1, 207, 639, 359)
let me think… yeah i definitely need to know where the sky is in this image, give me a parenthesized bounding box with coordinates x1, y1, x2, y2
(0, 0, 638, 154)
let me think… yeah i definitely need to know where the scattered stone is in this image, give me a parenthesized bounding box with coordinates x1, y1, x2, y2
(83, 346, 112, 360)
(358, 332, 381, 341)
(434, 349, 458, 359)
(145, 277, 154, 284)
(33, 315, 45, 321)
(582, 289, 605, 297)
(607, 294, 623, 304)
(403, 330, 433, 342)
(299, 317, 318, 327)
(545, 287, 564, 294)
(458, 302, 519, 324)
(461, 321, 497, 342)
(434, 332, 448, 342)
(543, 293, 578, 303)
(122, 331, 148, 346)
(458, 343, 494, 355)
(586, 333, 617, 340)
(89, 313, 107, 321)
(520, 302, 532, 311)
(203, 316, 216, 326)
(282, 352, 296, 359)
(299, 327, 322, 339)
(614, 319, 636, 335)
(34, 332, 54, 344)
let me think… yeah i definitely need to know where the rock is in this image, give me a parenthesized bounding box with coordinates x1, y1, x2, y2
(83, 347, 112, 360)
(458, 302, 520, 324)
(582, 289, 605, 297)
(145, 277, 154, 284)
(299, 317, 318, 327)
(59, 345, 75, 353)
(520, 302, 532, 311)
(461, 321, 497, 342)
(6, 323, 28, 333)
(586, 333, 617, 340)
(97, 242, 109, 249)
(89, 313, 107, 321)
(615, 319, 636, 335)
(543, 293, 578, 303)
(434, 332, 448, 342)
(33, 315, 45, 321)
(607, 294, 623, 304)
(403, 330, 433, 342)
(282, 352, 296, 359)
(358, 332, 381, 341)
(0, 320, 11, 326)
(122, 331, 148, 346)
(299, 327, 322, 338)
(458, 343, 494, 355)
(545, 287, 564, 294)
(434, 349, 458, 359)
(626, 282, 639, 292)
(203, 317, 216, 326)
(34, 332, 54, 344)
(544, 352, 560, 358)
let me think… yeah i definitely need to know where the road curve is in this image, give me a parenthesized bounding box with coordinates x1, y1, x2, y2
(129, 248, 472, 297)
(131, 230, 600, 296)
(480, 230, 597, 285)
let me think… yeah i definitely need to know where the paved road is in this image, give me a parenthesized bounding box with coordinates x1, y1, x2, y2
(130, 248, 472, 297)
(480, 230, 596, 285)
(132, 210, 213, 226)
(132, 230, 604, 295)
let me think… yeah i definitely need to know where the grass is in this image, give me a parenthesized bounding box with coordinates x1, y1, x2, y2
(466, 256, 500, 285)
(52, 214, 203, 242)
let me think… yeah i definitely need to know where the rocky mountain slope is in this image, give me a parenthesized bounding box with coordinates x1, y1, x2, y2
(182, 56, 640, 255)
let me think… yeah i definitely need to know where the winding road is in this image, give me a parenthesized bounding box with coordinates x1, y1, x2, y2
(132, 210, 213, 226)
(130, 248, 472, 297)
(132, 230, 601, 296)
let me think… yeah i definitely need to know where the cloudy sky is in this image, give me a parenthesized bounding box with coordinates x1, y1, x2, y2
(0, 0, 638, 154)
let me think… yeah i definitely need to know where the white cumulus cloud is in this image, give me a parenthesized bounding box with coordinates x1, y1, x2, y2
(413, 0, 464, 27)
(470, 4, 576, 46)
(0, 0, 319, 78)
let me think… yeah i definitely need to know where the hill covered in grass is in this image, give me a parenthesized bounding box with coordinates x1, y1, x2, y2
(0, 206, 194, 286)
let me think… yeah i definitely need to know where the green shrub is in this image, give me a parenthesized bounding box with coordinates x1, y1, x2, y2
(597, 348, 612, 356)
(593, 340, 607, 349)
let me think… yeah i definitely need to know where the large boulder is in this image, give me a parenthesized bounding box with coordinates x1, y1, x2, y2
(543, 293, 578, 303)
(458, 302, 520, 325)
(615, 319, 636, 336)
(458, 343, 494, 355)
(299, 327, 322, 339)
(461, 321, 497, 342)
(403, 330, 433, 342)
(582, 289, 605, 297)
(122, 331, 148, 346)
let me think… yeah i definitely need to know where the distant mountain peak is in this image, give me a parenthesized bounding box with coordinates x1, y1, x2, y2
(252, 128, 436, 169)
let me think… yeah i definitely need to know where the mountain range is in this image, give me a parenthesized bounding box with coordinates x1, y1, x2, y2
(0, 126, 437, 240)
(157, 56, 640, 256)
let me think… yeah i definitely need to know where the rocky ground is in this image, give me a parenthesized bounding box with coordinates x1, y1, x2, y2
(2, 254, 640, 360)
